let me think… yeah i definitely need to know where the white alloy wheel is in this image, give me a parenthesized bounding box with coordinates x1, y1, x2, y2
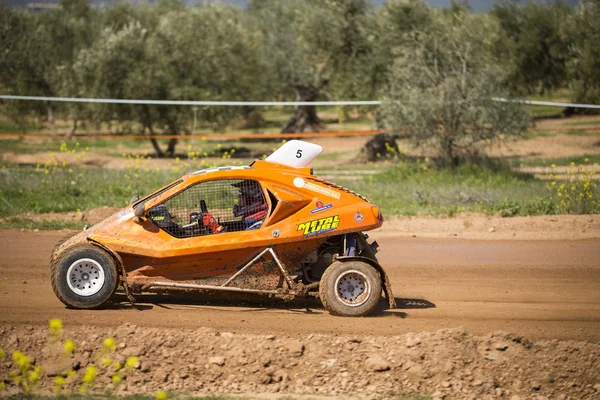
(67, 258, 106, 296)
(334, 270, 371, 307)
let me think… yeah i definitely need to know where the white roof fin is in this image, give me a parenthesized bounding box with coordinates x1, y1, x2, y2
(265, 140, 322, 168)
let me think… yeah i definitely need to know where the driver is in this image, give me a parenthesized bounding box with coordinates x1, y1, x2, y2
(232, 180, 267, 230)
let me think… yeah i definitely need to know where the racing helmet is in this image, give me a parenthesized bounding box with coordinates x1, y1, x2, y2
(232, 180, 265, 217)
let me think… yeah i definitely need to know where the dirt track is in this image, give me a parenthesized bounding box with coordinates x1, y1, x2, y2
(1, 229, 599, 342)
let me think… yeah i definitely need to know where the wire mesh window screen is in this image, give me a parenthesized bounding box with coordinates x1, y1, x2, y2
(147, 179, 268, 238)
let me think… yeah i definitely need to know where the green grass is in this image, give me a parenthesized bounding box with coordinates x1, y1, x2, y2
(330, 162, 599, 217)
(1, 159, 598, 224)
(526, 90, 571, 118)
(0, 167, 182, 218)
(562, 120, 600, 127)
(511, 154, 600, 167)
(0, 137, 285, 161)
(316, 151, 351, 162)
(0, 137, 151, 154)
(528, 105, 565, 118)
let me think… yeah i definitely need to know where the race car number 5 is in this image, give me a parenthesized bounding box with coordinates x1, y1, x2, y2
(296, 149, 303, 158)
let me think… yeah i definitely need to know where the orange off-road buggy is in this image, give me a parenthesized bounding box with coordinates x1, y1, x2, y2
(50, 141, 396, 316)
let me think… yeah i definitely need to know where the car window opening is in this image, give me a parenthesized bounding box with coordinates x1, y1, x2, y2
(146, 179, 268, 238)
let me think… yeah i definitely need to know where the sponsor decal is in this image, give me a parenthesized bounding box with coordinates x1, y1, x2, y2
(151, 215, 165, 221)
(272, 184, 302, 197)
(310, 201, 333, 214)
(354, 211, 364, 223)
(298, 215, 340, 237)
(303, 182, 341, 200)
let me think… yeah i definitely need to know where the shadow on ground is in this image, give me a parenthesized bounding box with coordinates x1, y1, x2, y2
(106, 291, 435, 319)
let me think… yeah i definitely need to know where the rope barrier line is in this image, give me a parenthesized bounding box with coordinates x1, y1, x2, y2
(2, 94, 600, 108)
(492, 97, 600, 109)
(0, 129, 384, 140)
(0, 95, 381, 106)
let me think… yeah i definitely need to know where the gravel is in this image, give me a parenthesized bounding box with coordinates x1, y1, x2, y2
(1, 324, 599, 399)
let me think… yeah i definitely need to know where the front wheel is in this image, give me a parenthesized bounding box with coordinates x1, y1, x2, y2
(319, 261, 382, 317)
(50, 244, 118, 309)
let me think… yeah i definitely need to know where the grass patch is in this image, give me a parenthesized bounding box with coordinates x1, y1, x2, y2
(563, 120, 600, 127)
(0, 167, 182, 218)
(512, 154, 600, 167)
(316, 151, 352, 162)
(0, 137, 150, 154)
(1, 159, 598, 227)
(330, 161, 599, 217)
(528, 105, 564, 118)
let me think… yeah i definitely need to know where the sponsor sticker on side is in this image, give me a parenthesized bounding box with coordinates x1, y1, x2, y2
(303, 182, 341, 200)
(310, 201, 333, 214)
(272, 184, 303, 198)
(117, 209, 130, 218)
(298, 216, 340, 237)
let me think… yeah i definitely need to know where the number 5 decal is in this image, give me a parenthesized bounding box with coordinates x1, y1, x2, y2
(296, 149, 303, 158)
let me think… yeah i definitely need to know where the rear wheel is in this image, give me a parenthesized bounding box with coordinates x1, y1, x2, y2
(319, 261, 382, 316)
(50, 244, 118, 309)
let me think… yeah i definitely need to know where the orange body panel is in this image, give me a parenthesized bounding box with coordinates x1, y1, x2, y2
(54, 160, 383, 290)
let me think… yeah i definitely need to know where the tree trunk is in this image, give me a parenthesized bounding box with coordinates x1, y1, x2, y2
(281, 87, 322, 133)
(148, 128, 165, 158)
(141, 105, 165, 158)
(441, 136, 458, 168)
(66, 117, 77, 140)
(241, 106, 265, 129)
(166, 138, 178, 157)
(165, 122, 178, 157)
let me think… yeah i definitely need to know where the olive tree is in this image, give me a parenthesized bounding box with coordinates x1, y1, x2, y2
(491, 0, 572, 95)
(566, 0, 600, 113)
(0, 7, 47, 130)
(381, 10, 530, 166)
(249, 0, 377, 133)
(74, 1, 267, 157)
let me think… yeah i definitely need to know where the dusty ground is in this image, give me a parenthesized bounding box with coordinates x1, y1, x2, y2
(380, 214, 600, 240)
(0, 225, 599, 399)
(2, 324, 600, 399)
(0, 223, 599, 340)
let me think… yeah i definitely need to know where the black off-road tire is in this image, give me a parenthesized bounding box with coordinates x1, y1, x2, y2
(319, 260, 382, 317)
(51, 231, 80, 261)
(50, 244, 118, 309)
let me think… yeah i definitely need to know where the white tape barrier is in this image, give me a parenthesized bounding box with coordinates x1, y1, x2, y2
(1, 95, 599, 109)
(0, 95, 380, 106)
(491, 97, 600, 109)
